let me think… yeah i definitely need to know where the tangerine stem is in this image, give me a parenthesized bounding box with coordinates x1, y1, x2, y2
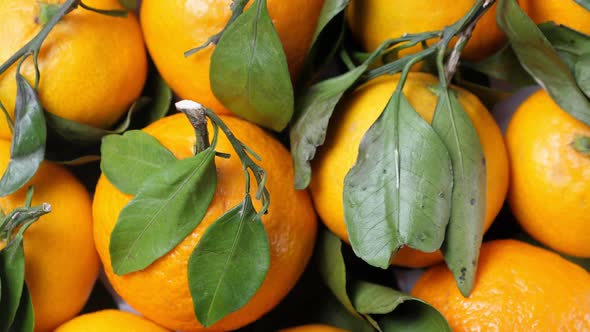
(175, 100, 210, 155)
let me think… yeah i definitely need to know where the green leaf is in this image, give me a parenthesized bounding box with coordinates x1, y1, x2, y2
(464, 46, 534, 88)
(453, 79, 512, 109)
(378, 300, 452, 332)
(0, 240, 26, 332)
(575, 0, 590, 11)
(0, 74, 46, 197)
(117, 0, 137, 10)
(317, 230, 360, 318)
(349, 281, 451, 332)
(110, 147, 217, 275)
(431, 88, 486, 296)
(101, 130, 177, 195)
(9, 284, 34, 332)
(210, 0, 294, 132)
(343, 90, 453, 269)
(312, 0, 349, 44)
(45, 97, 149, 147)
(575, 54, 590, 98)
(290, 40, 397, 189)
(188, 195, 270, 327)
(497, 0, 590, 126)
(539, 23, 590, 72)
(53, 155, 101, 166)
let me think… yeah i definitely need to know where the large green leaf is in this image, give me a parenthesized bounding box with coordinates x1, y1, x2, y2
(432, 88, 486, 296)
(188, 195, 270, 327)
(540, 23, 590, 72)
(210, 0, 293, 131)
(343, 90, 453, 269)
(110, 148, 217, 275)
(0, 241, 26, 332)
(0, 75, 46, 197)
(101, 130, 176, 194)
(497, 0, 590, 126)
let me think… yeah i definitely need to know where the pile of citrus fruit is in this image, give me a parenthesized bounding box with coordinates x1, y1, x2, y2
(0, 0, 588, 331)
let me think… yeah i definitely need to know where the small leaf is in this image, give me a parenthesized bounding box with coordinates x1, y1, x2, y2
(290, 40, 395, 189)
(378, 299, 452, 332)
(464, 46, 534, 88)
(343, 90, 453, 269)
(312, 0, 349, 44)
(133, 72, 173, 128)
(53, 155, 101, 166)
(432, 88, 486, 296)
(349, 281, 451, 332)
(575, 53, 590, 98)
(497, 0, 590, 126)
(575, 0, 590, 11)
(0, 240, 26, 332)
(453, 79, 512, 109)
(188, 195, 270, 327)
(317, 230, 360, 317)
(0, 74, 46, 197)
(44, 97, 149, 146)
(110, 147, 217, 275)
(9, 283, 34, 332)
(117, 0, 137, 10)
(210, 0, 294, 132)
(101, 130, 176, 194)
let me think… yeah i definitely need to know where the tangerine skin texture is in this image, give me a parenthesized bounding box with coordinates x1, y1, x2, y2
(523, 0, 590, 36)
(93, 114, 318, 331)
(506, 90, 590, 257)
(412, 239, 590, 331)
(347, 0, 505, 60)
(55, 310, 170, 332)
(310, 73, 509, 268)
(279, 325, 349, 332)
(0, 0, 147, 139)
(140, 0, 324, 114)
(0, 140, 100, 332)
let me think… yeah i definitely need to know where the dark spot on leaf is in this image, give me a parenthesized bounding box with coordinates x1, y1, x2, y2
(361, 187, 367, 191)
(459, 267, 467, 281)
(383, 169, 387, 174)
(470, 198, 476, 206)
(472, 259, 476, 267)
(438, 191, 445, 198)
(482, 157, 486, 167)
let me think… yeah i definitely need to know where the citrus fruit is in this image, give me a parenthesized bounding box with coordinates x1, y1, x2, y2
(412, 239, 590, 331)
(279, 325, 349, 332)
(55, 310, 170, 332)
(347, 0, 505, 60)
(506, 89, 590, 257)
(0, 0, 147, 139)
(93, 113, 318, 331)
(310, 72, 509, 268)
(140, 0, 324, 114)
(0, 139, 99, 332)
(523, 0, 590, 35)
